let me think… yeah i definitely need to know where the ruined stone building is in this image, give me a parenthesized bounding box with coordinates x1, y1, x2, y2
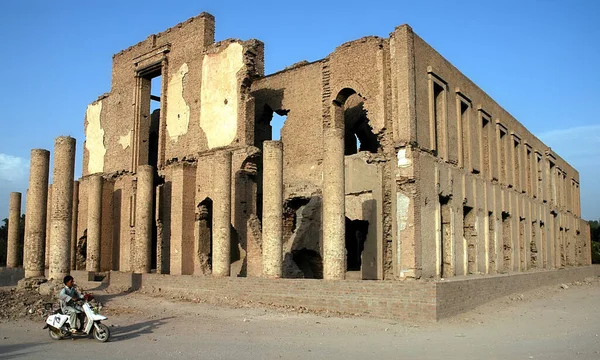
(14, 12, 590, 285)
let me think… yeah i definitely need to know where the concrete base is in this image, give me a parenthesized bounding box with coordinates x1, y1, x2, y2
(71, 270, 96, 281)
(0, 267, 25, 286)
(98, 266, 600, 322)
(106, 271, 142, 291)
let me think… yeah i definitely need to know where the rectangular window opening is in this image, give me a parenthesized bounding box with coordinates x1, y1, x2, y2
(526, 147, 532, 194)
(549, 160, 556, 204)
(562, 172, 567, 208)
(536, 153, 543, 200)
(481, 117, 491, 180)
(513, 139, 520, 190)
(460, 100, 471, 171)
(498, 129, 507, 185)
(433, 82, 446, 158)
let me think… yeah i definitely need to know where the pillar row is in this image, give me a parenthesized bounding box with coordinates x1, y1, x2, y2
(7, 192, 22, 267)
(262, 141, 283, 278)
(134, 165, 153, 273)
(24, 149, 50, 278)
(212, 150, 232, 277)
(49, 136, 76, 280)
(322, 127, 346, 280)
(87, 175, 103, 272)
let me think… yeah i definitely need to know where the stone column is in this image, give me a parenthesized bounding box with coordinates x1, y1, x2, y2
(262, 141, 283, 278)
(70, 181, 79, 270)
(6, 192, 22, 268)
(212, 150, 232, 277)
(24, 149, 50, 278)
(23, 188, 29, 264)
(134, 165, 153, 273)
(45, 185, 52, 269)
(86, 175, 103, 272)
(49, 136, 76, 280)
(322, 127, 346, 280)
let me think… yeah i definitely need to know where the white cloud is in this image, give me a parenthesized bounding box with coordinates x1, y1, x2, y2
(538, 125, 600, 166)
(0, 153, 29, 183)
(0, 153, 29, 220)
(538, 125, 600, 220)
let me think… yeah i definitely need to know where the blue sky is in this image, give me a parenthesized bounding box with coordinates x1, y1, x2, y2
(0, 0, 598, 221)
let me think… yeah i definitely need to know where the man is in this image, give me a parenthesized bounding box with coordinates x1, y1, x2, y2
(58, 275, 84, 333)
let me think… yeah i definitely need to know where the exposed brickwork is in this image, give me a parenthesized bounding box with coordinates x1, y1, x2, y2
(6, 13, 591, 325)
(131, 266, 600, 322)
(139, 274, 437, 322)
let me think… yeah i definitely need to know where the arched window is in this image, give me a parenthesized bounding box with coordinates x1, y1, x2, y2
(332, 88, 379, 155)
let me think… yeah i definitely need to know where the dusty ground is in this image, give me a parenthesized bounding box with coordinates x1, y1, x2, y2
(1, 277, 599, 359)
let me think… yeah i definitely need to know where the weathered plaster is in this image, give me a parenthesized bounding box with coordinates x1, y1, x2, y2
(85, 101, 105, 174)
(166, 63, 190, 141)
(200, 42, 243, 149)
(119, 130, 132, 149)
(396, 192, 410, 266)
(397, 148, 411, 167)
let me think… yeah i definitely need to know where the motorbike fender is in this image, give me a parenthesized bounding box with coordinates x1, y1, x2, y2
(89, 313, 107, 321)
(82, 303, 106, 321)
(46, 314, 68, 328)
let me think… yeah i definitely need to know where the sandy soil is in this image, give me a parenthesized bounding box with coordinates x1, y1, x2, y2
(1, 277, 599, 359)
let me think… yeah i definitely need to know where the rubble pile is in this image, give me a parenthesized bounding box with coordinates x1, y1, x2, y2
(0, 287, 56, 322)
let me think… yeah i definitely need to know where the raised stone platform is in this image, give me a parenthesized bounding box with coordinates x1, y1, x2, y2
(103, 266, 600, 322)
(5, 266, 599, 322)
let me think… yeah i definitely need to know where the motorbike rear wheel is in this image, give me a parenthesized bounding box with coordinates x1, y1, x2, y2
(48, 328, 62, 340)
(93, 323, 110, 342)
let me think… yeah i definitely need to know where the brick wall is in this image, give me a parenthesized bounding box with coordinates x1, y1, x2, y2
(139, 274, 437, 322)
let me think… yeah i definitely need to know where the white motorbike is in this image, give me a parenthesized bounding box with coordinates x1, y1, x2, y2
(43, 295, 110, 342)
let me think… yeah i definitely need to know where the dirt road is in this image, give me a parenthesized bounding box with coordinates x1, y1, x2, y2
(1, 277, 599, 359)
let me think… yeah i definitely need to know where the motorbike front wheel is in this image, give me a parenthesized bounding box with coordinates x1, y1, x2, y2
(93, 323, 110, 342)
(48, 328, 62, 340)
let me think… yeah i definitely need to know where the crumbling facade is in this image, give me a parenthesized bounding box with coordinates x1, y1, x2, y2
(14, 13, 590, 282)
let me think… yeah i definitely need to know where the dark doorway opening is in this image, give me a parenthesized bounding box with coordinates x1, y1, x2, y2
(439, 195, 452, 277)
(150, 108, 160, 271)
(136, 66, 163, 271)
(345, 217, 369, 271)
(502, 211, 511, 272)
(148, 74, 162, 271)
(197, 198, 213, 272)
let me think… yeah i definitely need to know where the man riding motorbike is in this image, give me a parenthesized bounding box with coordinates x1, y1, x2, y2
(58, 275, 85, 333)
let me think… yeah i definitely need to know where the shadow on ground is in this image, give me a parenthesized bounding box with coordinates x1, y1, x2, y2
(109, 317, 174, 342)
(0, 342, 43, 359)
